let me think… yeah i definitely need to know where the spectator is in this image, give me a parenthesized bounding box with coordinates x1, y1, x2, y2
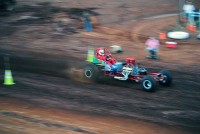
(82, 11, 92, 32)
(145, 37, 160, 59)
(183, 1, 195, 20)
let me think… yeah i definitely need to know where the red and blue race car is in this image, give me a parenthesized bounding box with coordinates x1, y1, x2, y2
(83, 47, 172, 92)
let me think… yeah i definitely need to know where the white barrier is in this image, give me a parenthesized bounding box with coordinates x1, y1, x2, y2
(167, 31, 190, 39)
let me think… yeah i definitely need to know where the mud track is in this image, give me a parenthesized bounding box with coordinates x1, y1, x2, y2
(0, 49, 199, 134)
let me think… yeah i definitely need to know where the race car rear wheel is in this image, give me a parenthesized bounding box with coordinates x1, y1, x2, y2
(83, 64, 99, 81)
(159, 70, 172, 86)
(141, 76, 155, 92)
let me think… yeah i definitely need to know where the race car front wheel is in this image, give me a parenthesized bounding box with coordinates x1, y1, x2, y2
(141, 76, 155, 92)
(83, 64, 99, 81)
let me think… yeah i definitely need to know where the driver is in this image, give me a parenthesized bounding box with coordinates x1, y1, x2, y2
(97, 49, 116, 66)
(96, 48, 116, 71)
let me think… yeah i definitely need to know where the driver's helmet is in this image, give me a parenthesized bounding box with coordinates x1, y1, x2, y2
(98, 49, 105, 56)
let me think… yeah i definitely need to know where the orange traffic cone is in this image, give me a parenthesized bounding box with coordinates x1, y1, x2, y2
(159, 32, 167, 40)
(187, 24, 196, 32)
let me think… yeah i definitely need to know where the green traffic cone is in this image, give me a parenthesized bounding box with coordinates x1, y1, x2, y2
(4, 70, 15, 85)
(86, 48, 94, 62)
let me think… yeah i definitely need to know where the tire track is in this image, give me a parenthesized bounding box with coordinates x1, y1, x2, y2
(0, 111, 96, 134)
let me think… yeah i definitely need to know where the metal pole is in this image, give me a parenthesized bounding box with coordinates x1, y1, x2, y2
(179, 0, 182, 22)
(199, 9, 200, 29)
(191, 12, 194, 24)
(180, 0, 181, 11)
(179, 0, 185, 22)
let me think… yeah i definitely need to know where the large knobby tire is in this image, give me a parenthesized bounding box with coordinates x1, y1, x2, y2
(83, 64, 100, 81)
(141, 76, 156, 92)
(159, 70, 172, 86)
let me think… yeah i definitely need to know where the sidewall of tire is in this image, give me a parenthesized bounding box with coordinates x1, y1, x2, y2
(83, 64, 99, 81)
(141, 76, 155, 92)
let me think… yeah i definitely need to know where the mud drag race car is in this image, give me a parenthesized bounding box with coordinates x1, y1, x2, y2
(83, 47, 172, 92)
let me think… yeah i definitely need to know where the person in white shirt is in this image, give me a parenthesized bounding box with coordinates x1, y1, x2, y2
(183, 1, 195, 19)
